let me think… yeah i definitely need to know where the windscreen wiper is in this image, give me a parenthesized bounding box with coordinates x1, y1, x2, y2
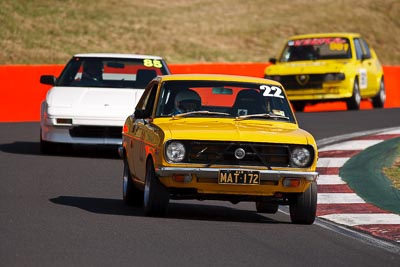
(172, 111, 231, 119)
(235, 113, 290, 121)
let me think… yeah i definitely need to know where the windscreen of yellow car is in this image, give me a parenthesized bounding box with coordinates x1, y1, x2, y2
(155, 80, 296, 123)
(280, 37, 351, 62)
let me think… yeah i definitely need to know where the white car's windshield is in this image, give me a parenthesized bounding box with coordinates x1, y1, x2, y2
(57, 57, 169, 88)
(155, 80, 296, 123)
(280, 37, 351, 62)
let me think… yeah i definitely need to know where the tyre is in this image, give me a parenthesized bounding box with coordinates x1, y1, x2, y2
(40, 129, 67, 154)
(255, 202, 279, 214)
(40, 131, 56, 154)
(40, 138, 53, 154)
(372, 78, 385, 108)
(289, 182, 317, 224)
(143, 159, 169, 216)
(292, 102, 306, 112)
(123, 158, 143, 206)
(346, 80, 361, 110)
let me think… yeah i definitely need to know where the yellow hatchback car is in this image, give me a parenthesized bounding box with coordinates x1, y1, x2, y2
(265, 33, 385, 111)
(120, 74, 319, 224)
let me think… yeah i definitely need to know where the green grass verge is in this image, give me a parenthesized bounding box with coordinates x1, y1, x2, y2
(340, 137, 400, 214)
(1, 0, 399, 65)
(383, 143, 400, 190)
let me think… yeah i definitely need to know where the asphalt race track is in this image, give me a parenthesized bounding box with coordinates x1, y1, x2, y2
(1, 108, 400, 266)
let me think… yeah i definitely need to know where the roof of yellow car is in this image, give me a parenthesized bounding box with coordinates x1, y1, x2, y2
(288, 32, 361, 40)
(159, 74, 281, 86)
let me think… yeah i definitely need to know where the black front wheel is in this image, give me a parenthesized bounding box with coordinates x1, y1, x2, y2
(122, 158, 143, 206)
(40, 138, 54, 154)
(372, 78, 386, 108)
(292, 102, 306, 112)
(143, 159, 169, 216)
(40, 130, 54, 154)
(346, 80, 361, 110)
(289, 182, 317, 224)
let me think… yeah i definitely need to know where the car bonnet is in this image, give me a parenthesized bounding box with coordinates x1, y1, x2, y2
(156, 119, 311, 145)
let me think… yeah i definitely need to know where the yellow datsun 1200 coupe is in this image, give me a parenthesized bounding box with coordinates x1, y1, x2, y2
(264, 33, 385, 111)
(120, 74, 319, 224)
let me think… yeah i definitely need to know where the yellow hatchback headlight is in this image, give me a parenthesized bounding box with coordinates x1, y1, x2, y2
(324, 73, 345, 82)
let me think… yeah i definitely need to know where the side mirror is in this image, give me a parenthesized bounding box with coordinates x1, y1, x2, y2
(40, 75, 57, 85)
(134, 109, 145, 119)
(269, 58, 277, 64)
(361, 54, 371, 61)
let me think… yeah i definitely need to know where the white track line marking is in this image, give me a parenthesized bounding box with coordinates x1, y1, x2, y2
(317, 175, 346, 185)
(319, 140, 383, 151)
(319, 213, 400, 226)
(317, 157, 349, 168)
(318, 193, 365, 204)
(377, 129, 400, 135)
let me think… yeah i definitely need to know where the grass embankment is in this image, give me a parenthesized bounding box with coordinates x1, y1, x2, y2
(0, 0, 399, 65)
(383, 143, 400, 190)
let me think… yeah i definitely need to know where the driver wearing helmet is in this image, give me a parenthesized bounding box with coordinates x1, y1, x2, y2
(172, 89, 201, 114)
(80, 60, 104, 85)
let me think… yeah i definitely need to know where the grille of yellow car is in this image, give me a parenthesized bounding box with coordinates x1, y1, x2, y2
(280, 74, 324, 89)
(186, 141, 291, 168)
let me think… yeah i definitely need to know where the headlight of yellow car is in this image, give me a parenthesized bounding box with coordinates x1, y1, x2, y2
(324, 73, 345, 82)
(166, 141, 186, 163)
(264, 75, 281, 82)
(290, 146, 312, 167)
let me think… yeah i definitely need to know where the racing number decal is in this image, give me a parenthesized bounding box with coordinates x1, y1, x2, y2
(359, 68, 367, 89)
(260, 85, 284, 98)
(143, 59, 163, 68)
(329, 42, 349, 51)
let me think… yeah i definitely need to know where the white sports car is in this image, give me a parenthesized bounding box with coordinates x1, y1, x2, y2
(39, 53, 171, 154)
